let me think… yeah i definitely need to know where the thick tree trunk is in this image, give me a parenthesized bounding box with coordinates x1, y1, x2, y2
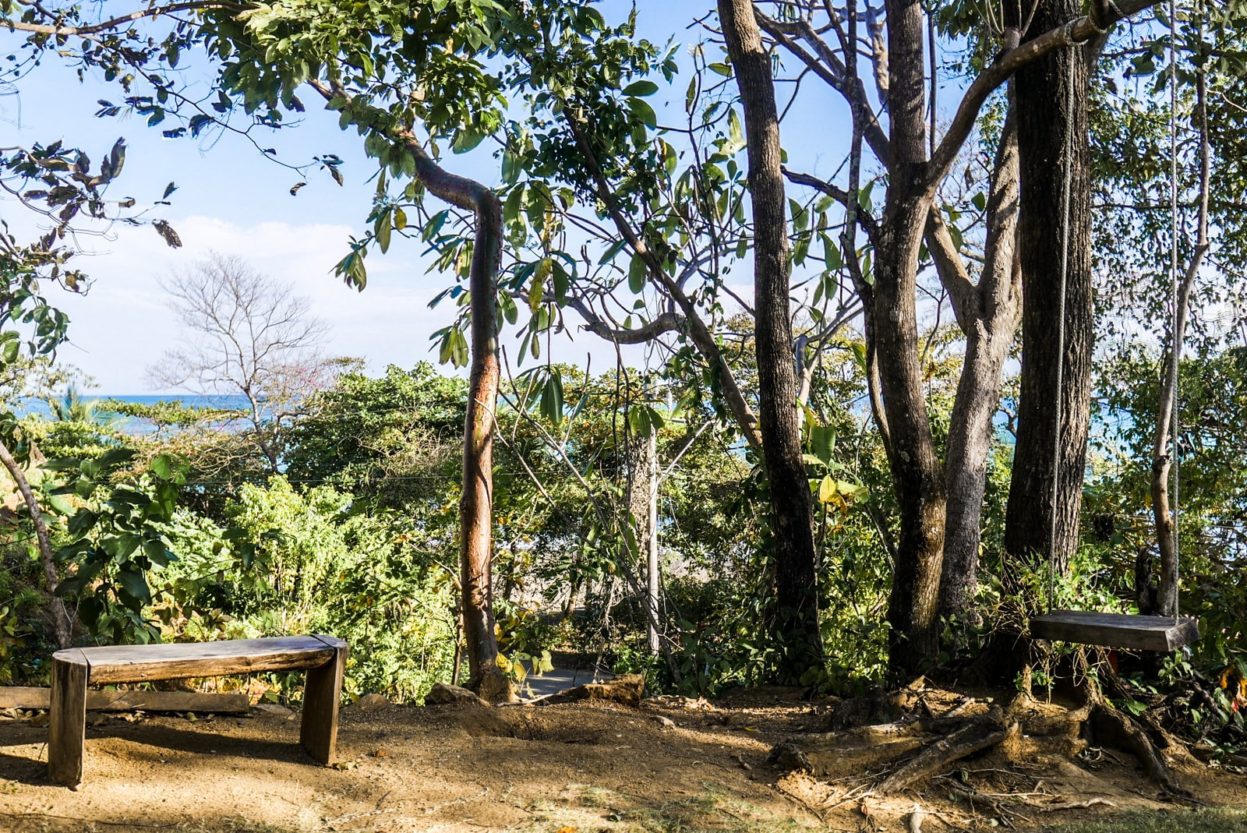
(1004, 1, 1094, 582)
(939, 104, 1022, 617)
(876, 194, 946, 679)
(719, 0, 824, 680)
(874, 0, 947, 681)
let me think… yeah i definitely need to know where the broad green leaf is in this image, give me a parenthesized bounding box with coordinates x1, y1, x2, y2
(628, 254, 647, 293)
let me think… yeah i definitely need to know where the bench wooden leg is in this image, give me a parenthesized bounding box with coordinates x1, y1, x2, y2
(300, 636, 347, 764)
(48, 649, 89, 787)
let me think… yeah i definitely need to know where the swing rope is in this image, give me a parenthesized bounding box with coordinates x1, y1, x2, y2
(1047, 0, 1182, 623)
(1047, 44, 1077, 611)
(1167, 0, 1181, 625)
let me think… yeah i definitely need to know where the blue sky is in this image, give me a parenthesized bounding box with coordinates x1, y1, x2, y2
(0, 3, 887, 394)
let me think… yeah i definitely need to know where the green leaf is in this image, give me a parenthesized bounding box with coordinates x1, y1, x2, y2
(726, 109, 744, 154)
(143, 538, 174, 567)
(116, 568, 151, 606)
(46, 493, 75, 516)
(822, 235, 842, 271)
(539, 370, 564, 424)
(627, 97, 657, 129)
(529, 259, 549, 311)
(628, 254, 647, 293)
(376, 210, 393, 253)
(104, 533, 141, 560)
(623, 80, 659, 96)
(150, 454, 174, 479)
(552, 260, 571, 305)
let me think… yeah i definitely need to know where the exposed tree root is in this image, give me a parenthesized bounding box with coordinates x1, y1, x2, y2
(1089, 702, 1188, 795)
(878, 719, 1014, 793)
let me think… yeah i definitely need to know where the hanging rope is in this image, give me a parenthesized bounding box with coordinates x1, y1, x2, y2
(1047, 44, 1078, 611)
(1167, 0, 1182, 625)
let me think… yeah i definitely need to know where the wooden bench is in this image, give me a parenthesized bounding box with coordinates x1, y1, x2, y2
(48, 635, 347, 787)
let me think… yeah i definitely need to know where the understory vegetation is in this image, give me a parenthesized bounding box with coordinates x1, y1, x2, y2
(0, 0, 1245, 814)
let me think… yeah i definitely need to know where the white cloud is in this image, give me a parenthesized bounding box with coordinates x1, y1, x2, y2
(55, 215, 448, 392)
(51, 214, 637, 393)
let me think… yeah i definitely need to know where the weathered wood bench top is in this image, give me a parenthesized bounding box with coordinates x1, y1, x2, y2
(1031, 610, 1200, 652)
(59, 635, 341, 684)
(48, 634, 348, 787)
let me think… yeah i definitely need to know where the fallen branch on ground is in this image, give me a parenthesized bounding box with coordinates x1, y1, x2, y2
(878, 720, 1015, 793)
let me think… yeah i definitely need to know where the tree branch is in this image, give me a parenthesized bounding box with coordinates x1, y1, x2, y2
(928, 0, 1161, 187)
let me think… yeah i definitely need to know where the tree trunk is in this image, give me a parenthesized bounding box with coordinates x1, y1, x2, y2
(0, 437, 73, 648)
(939, 102, 1022, 618)
(457, 190, 512, 704)
(719, 0, 824, 680)
(1004, 0, 1094, 583)
(876, 193, 946, 679)
(1151, 64, 1209, 617)
(305, 81, 512, 702)
(627, 429, 661, 655)
(874, 0, 947, 681)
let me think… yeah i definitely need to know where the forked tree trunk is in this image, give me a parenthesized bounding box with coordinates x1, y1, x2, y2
(1004, 0, 1095, 583)
(874, 0, 947, 680)
(939, 102, 1022, 617)
(719, 0, 825, 680)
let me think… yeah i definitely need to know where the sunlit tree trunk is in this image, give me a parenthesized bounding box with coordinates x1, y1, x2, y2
(1004, 0, 1095, 583)
(719, 0, 825, 680)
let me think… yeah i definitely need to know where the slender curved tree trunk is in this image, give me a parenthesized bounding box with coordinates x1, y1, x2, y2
(0, 438, 73, 648)
(719, 0, 824, 680)
(1152, 65, 1210, 617)
(1004, 0, 1094, 589)
(457, 192, 512, 702)
(310, 78, 514, 702)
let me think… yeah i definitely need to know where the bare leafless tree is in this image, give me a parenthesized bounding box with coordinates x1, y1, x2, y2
(149, 253, 329, 472)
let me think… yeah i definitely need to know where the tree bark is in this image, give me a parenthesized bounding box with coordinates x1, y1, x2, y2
(719, 0, 824, 680)
(1004, 0, 1095, 583)
(0, 437, 73, 648)
(627, 429, 661, 655)
(939, 102, 1023, 617)
(457, 190, 511, 703)
(1152, 63, 1209, 617)
(875, 0, 947, 680)
(307, 78, 512, 703)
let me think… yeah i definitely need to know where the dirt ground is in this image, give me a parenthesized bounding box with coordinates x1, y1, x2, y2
(0, 686, 1243, 833)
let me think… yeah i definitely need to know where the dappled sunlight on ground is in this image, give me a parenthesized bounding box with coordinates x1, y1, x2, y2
(0, 690, 1243, 832)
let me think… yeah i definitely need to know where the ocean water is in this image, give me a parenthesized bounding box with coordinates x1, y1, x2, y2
(18, 394, 256, 434)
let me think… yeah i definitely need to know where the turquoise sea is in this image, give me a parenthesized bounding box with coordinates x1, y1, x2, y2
(18, 394, 257, 434)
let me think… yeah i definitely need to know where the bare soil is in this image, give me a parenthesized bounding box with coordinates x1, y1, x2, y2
(0, 685, 1243, 832)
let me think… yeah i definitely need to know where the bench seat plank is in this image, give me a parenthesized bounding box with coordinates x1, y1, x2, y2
(1031, 610, 1200, 652)
(73, 636, 336, 684)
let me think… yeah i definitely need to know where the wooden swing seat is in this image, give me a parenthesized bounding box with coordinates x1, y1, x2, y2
(1030, 610, 1200, 652)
